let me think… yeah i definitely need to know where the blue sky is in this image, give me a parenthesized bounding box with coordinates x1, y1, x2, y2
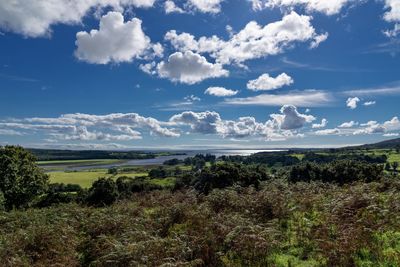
(0, 0, 399, 150)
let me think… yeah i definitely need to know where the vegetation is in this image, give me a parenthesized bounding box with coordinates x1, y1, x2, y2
(1, 145, 400, 266)
(0, 146, 49, 210)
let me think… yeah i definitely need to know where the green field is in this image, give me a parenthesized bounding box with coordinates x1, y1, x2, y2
(38, 159, 124, 166)
(49, 170, 147, 188)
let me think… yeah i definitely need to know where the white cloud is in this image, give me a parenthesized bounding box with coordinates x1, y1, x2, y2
(343, 84, 400, 96)
(169, 105, 315, 139)
(0, 112, 180, 142)
(247, 73, 293, 91)
(187, 0, 224, 13)
(338, 121, 358, 128)
(75, 12, 155, 64)
(270, 105, 315, 130)
(383, 133, 399, 137)
(156, 51, 229, 84)
(346, 97, 360, 109)
(353, 117, 400, 135)
(315, 128, 341, 135)
(164, 0, 185, 13)
(224, 90, 333, 107)
(205, 87, 238, 97)
(0, 0, 155, 37)
(312, 118, 328, 128)
(363, 101, 376, 106)
(165, 11, 327, 65)
(384, 0, 400, 22)
(265, 0, 353, 15)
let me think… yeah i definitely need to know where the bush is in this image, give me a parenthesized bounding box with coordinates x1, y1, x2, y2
(86, 178, 119, 207)
(288, 160, 384, 184)
(0, 146, 49, 210)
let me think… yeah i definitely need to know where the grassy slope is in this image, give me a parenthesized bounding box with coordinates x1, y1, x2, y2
(49, 171, 147, 188)
(1, 179, 400, 266)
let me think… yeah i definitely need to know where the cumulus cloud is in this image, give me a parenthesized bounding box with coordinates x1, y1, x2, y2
(165, 11, 327, 65)
(205, 87, 238, 97)
(156, 51, 229, 84)
(270, 105, 315, 130)
(164, 0, 186, 13)
(247, 73, 293, 91)
(169, 105, 315, 139)
(312, 118, 328, 129)
(265, 0, 353, 15)
(187, 0, 224, 13)
(0, 0, 155, 37)
(75, 12, 157, 64)
(346, 97, 360, 109)
(383, 0, 400, 22)
(363, 101, 376, 106)
(0, 112, 180, 142)
(338, 121, 358, 128)
(352, 117, 400, 135)
(224, 90, 333, 107)
(315, 128, 341, 135)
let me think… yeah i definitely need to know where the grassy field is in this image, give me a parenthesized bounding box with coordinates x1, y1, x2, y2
(49, 170, 147, 188)
(37, 159, 124, 166)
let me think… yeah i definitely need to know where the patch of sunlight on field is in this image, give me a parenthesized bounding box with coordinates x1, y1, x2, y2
(149, 177, 176, 187)
(49, 171, 148, 188)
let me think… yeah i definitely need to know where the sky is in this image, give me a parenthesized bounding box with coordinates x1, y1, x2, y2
(0, 0, 399, 150)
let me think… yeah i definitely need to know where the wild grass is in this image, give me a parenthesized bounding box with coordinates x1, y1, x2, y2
(49, 171, 147, 188)
(1, 178, 400, 266)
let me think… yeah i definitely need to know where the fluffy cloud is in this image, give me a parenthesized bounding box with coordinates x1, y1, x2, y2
(383, 0, 400, 22)
(187, 0, 224, 13)
(224, 90, 333, 107)
(247, 73, 293, 91)
(164, 0, 186, 13)
(270, 105, 315, 130)
(312, 118, 328, 129)
(346, 97, 360, 109)
(363, 101, 376, 106)
(338, 121, 358, 128)
(75, 12, 157, 64)
(169, 105, 315, 139)
(0, 112, 179, 142)
(315, 128, 341, 135)
(353, 117, 400, 135)
(165, 11, 327, 65)
(265, 0, 353, 15)
(205, 87, 238, 97)
(0, 0, 155, 37)
(156, 51, 229, 84)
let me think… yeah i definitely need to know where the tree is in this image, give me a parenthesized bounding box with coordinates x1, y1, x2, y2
(86, 178, 119, 207)
(0, 146, 49, 210)
(393, 162, 399, 172)
(107, 167, 118, 175)
(385, 162, 392, 172)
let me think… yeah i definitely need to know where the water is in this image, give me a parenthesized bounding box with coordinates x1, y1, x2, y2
(44, 149, 285, 171)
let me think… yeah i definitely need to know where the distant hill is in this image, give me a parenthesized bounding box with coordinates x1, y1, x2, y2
(358, 138, 400, 149)
(28, 148, 180, 161)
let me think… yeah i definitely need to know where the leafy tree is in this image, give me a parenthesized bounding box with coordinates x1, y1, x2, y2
(393, 162, 399, 172)
(385, 162, 392, 172)
(86, 178, 119, 207)
(107, 167, 118, 175)
(0, 146, 49, 210)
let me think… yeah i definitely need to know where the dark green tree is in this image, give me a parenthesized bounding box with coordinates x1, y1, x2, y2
(385, 162, 392, 172)
(393, 162, 399, 172)
(0, 146, 49, 210)
(86, 178, 119, 207)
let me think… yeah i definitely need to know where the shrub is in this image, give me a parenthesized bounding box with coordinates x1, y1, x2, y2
(86, 178, 119, 207)
(0, 146, 49, 210)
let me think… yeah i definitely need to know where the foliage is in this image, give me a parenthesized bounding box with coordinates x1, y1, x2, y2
(86, 178, 119, 207)
(288, 160, 384, 184)
(1, 178, 400, 266)
(0, 146, 49, 210)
